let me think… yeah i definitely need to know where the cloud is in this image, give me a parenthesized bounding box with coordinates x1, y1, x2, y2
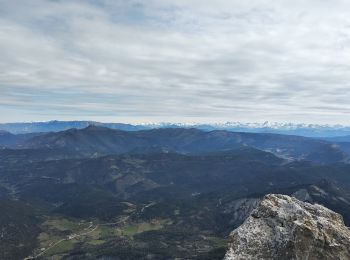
(1, 0, 350, 123)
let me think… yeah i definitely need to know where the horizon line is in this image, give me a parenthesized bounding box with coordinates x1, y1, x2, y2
(1, 119, 350, 128)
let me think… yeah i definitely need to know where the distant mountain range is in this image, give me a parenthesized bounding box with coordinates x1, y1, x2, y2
(2, 120, 350, 137)
(1, 125, 350, 164)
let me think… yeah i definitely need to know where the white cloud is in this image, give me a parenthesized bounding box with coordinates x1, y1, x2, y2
(1, 0, 350, 123)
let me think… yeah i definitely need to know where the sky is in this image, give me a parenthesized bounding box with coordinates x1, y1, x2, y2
(1, 0, 350, 124)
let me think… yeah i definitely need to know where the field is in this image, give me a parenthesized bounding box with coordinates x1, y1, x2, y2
(28, 215, 174, 258)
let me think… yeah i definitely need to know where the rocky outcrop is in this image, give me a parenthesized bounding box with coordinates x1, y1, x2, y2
(224, 194, 350, 260)
(222, 198, 261, 228)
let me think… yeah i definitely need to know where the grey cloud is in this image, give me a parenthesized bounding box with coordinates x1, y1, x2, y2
(1, 0, 350, 123)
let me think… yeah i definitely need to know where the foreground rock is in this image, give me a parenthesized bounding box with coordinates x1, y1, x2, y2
(224, 194, 350, 260)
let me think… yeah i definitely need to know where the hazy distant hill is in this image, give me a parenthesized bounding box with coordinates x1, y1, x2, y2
(0, 120, 146, 134)
(0, 130, 41, 147)
(320, 135, 350, 143)
(1, 125, 345, 164)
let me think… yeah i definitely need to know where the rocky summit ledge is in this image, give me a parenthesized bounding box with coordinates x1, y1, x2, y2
(224, 194, 350, 260)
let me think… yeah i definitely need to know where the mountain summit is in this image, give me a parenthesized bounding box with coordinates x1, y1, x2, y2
(224, 194, 350, 260)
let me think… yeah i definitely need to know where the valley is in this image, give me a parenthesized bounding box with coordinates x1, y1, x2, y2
(1, 126, 350, 259)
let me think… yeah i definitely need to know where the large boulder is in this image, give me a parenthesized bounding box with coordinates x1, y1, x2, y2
(225, 194, 350, 260)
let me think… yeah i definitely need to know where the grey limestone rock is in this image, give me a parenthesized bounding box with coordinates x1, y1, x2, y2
(224, 194, 350, 260)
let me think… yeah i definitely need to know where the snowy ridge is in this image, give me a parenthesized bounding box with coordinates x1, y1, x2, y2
(3, 121, 350, 137)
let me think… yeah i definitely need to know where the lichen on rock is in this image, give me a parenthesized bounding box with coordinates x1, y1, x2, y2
(224, 194, 350, 260)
